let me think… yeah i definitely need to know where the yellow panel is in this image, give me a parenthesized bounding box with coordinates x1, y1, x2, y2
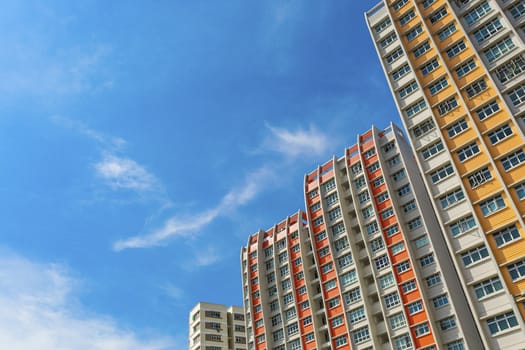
(454, 63, 485, 89)
(413, 49, 437, 68)
(446, 47, 475, 69)
(498, 240, 525, 264)
(477, 206, 516, 234)
(455, 150, 489, 174)
(473, 108, 509, 133)
(487, 134, 524, 159)
(425, 11, 453, 32)
(418, 66, 447, 87)
(464, 178, 502, 203)
(502, 271, 525, 295)
(427, 84, 455, 107)
(404, 32, 429, 51)
(499, 163, 525, 185)
(419, 0, 446, 16)
(463, 89, 497, 111)
(445, 128, 477, 150)
(434, 26, 463, 50)
(435, 104, 466, 127)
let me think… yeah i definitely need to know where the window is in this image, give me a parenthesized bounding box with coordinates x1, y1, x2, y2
(516, 183, 525, 200)
(386, 224, 400, 237)
(370, 237, 385, 252)
(308, 188, 318, 199)
(401, 279, 416, 293)
(414, 322, 430, 337)
(389, 155, 401, 167)
(468, 167, 492, 188)
(480, 195, 505, 216)
(316, 231, 327, 242)
(507, 259, 525, 281)
(389, 313, 406, 330)
(407, 217, 422, 230)
(285, 307, 296, 320)
(464, 1, 491, 25)
(351, 327, 370, 344)
(283, 293, 293, 305)
(348, 307, 366, 324)
(392, 64, 411, 81)
(375, 255, 390, 271)
(420, 253, 435, 267)
(351, 163, 362, 175)
(476, 100, 500, 121)
(322, 262, 333, 274)
(344, 287, 361, 304)
(399, 81, 419, 98)
(501, 149, 525, 171)
(433, 294, 449, 308)
(296, 271, 304, 280)
(406, 25, 423, 41)
(487, 312, 519, 335)
(392, 169, 406, 181)
(429, 77, 448, 95)
(489, 124, 514, 145)
(367, 221, 379, 235)
(380, 32, 397, 48)
(439, 188, 465, 209)
(447, 340, 465, 350)
(384, 292, 401, 308)
(413, 41, 431, 58)
(422, 141, 444, 160)
(276, 239, 286, 250)
(447, 118, 468, 138)
(329, 207, 342, 221)
(292, 244, 300, 253)
(328, 297, 340, 308)
(359, 190, 370, 203)
(393, 0, 409, 11)
(205, 334, 222, 342)
(270, 299, 279, 311)
(422, 0, 436, 8)
(398, 184, 411, 197)
(446, 40, 466, 58)
(421, 59, 439, 76)
(437, 97, 458, 116)
(294, 257, 302, 266)
(429, 7, 447, 24)
(473, 276, 503, 299)
(313, 216, 324, 227)
(332, 222, 346, 237)
(426, 273, 442, 287)
(362, 206, 374, 219)
(257, 334, 265, 344)
(355, 177, 366, 189)
(430, 163, 454, 183)
(379, 273, 395, 289)
(495, 55, 525, 83)
(399, 9, 415, 25)
(509, 83, 525, 106)
(455, 59, 476, 78)
(331, 315, 344, 328)
(377, 192, 389, 203)
(287, 322, 299, 336)
(485, 37, 515, 63)
(310, 201, 321, 212)
(267, 272, 275, 284)
(340, 270, 358, 286)
(273, 329, 283, 341)
(264, 246, 273, 258)
(373, 176, 384, 187)
(280, 265, 289, 276)
(413, 118, 435, 137)
(397, 261, 411, 274)
(461, 245, 489, 266)
(271, 314, 282, 326)
(394, 334, 412, 350)
(465, 79, 487, 98)
(474, 17, 503, 43)
(334, 237, 349, 252)
(255, 319, 264, 328)
(335, 335, 348, 348)
(318, 246, 329, 258)
(391, 241, 405, 255)
(386, 48, 404, 64)
(510, 1, 525, 19)
(301, 300, 309, 310)
(288, 339, 300, 350)
(449, 215, 477, 236)
(326, 192, 339, 206)
(407, 300, 423, 315)
(438, 23, 456, 41)
(325, 280, 337, 291)
(381, 207, 394, 219)
(375, 17, 392, 33)
(457, 142, 480, 162)
(414, 235, 429, 248)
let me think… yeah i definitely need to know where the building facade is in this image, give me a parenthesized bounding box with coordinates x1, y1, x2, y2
(366, 1, 525, 348)
(189, 302, 247, 350)
(241, 125, 483, 350)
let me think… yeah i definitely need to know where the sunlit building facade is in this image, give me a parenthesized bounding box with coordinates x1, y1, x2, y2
(366, 1, 525, 348)
(241, 124, 483, 350)
(189, 302, 247, 350)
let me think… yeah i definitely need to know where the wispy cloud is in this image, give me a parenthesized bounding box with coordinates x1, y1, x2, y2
(0, 250, 175, 350)
(263, 123, 332, 158)
(94, 154, 160, 192)
(113, 166, 275, 251)
(194, 246, 222, 268)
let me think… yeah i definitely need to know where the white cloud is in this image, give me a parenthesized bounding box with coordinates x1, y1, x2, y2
(264, 123, 331, 158)
(0, 250, 175, 350)
(94, 154, 160, 192)
(113, 166, 274, 251)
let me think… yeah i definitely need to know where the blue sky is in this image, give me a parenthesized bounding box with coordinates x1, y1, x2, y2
(0, 1, 400, 349)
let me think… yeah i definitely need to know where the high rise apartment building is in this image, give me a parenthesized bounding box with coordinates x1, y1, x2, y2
(365, 1, 525, 348)
(241, 125, 483, 350)
(189, 302, 247, 350)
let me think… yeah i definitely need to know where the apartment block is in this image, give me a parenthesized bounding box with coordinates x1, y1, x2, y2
(241, 124, 482, 350)
(189, 302, 247, 350)
(366, 1, 525, 348)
